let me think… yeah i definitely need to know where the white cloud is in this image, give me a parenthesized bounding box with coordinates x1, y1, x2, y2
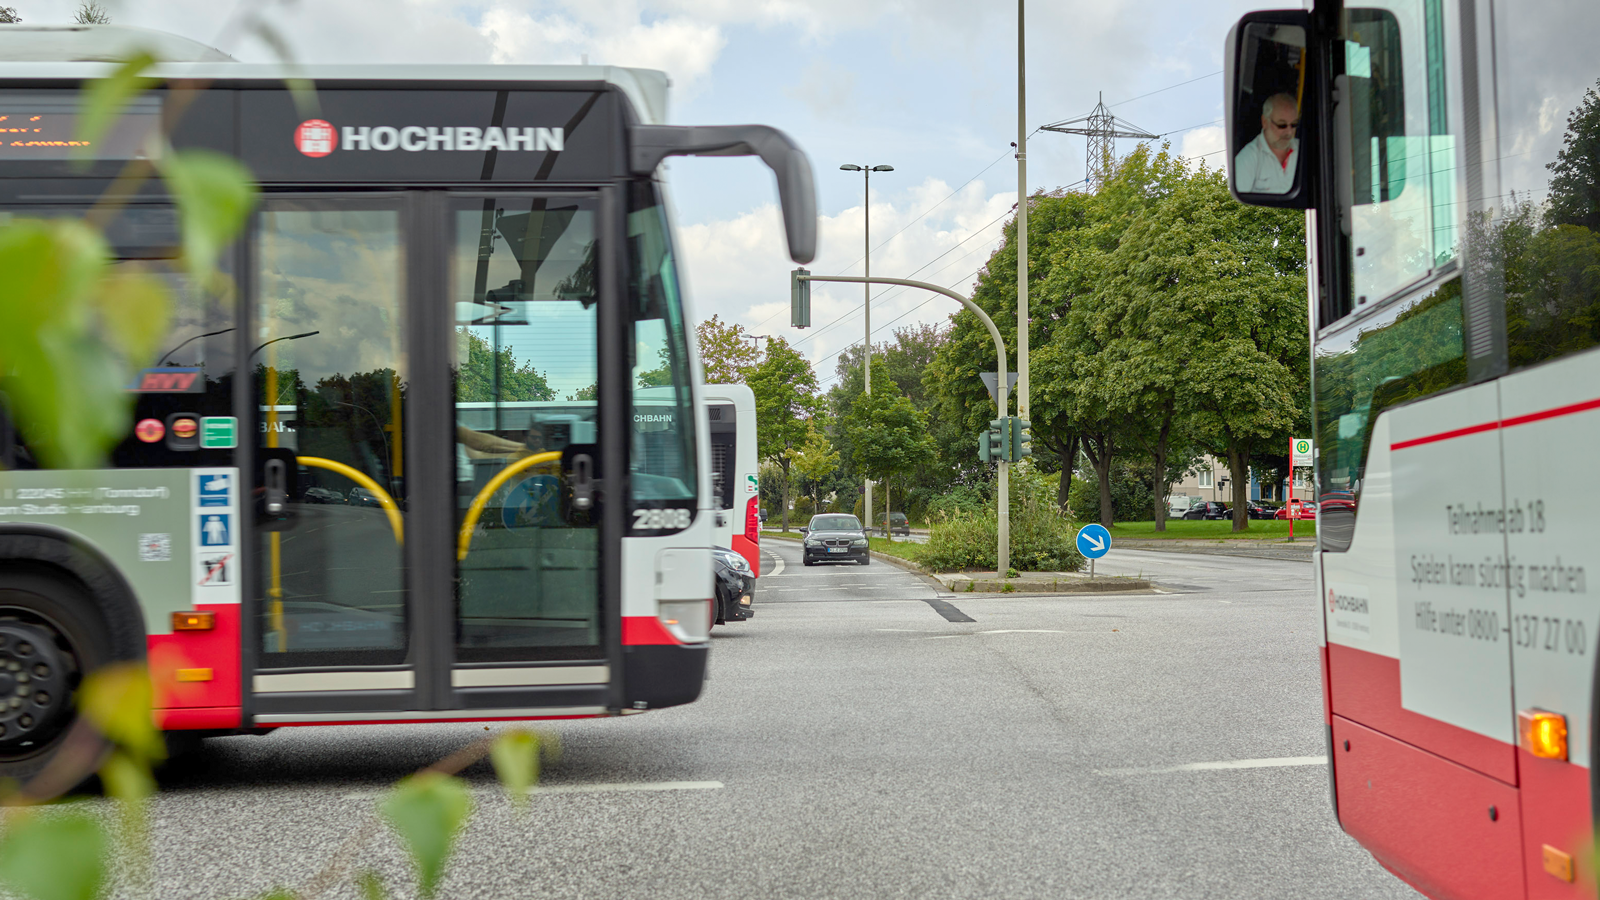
(476, 4, 726, 94)
(1179, 124, 1227, 167)
(784, 57, 857, 120)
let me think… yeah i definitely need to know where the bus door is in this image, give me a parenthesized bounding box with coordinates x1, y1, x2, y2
(251, 195, 423, 718)
(250, 191, 612, 720)
(446, 193, 610, 712)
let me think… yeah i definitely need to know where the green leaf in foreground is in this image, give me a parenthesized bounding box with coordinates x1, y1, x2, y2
(159, 148, 258, 288)
(379, 772, 472, 899)
(78, 663, 166, 765)
(0, 809, 109, 900)
(74, 51, 157, 162)
(489, 730, 539, 810)
(357, 869, 390, 900)
(0, 217, 146, 469)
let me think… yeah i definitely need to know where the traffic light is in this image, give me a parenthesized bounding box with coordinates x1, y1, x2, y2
(1010, 417, 1032, 461)
(791, 268, 811, 328)
(996, 416, 1013, 461)
(980, 419, 1005, 464)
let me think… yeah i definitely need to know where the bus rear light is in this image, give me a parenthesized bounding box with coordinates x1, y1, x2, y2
(745, 496, 760, 543)
(171, 612, 215, 631)
(1518, 709, 1568, 760)
(658, 599, 712, 643)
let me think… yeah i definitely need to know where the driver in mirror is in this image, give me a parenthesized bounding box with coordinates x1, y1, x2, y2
(1234, 92, 1300, 194)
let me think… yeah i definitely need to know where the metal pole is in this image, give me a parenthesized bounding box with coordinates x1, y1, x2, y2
(862, 167, 873, 534)
(1016, 0, 1028, 424)
(798, 273, 1010, 573)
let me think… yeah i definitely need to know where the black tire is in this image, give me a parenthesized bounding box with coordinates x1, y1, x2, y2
(803, 559, 815, 567)
(859, 555, 871, 566)
(0, 569, 114, 789)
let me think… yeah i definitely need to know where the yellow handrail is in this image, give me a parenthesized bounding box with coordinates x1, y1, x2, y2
(456, 451, 563, 561)
(297, 456, 405, 545)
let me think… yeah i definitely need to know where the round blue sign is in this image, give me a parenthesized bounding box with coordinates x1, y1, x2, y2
(1075, 523, 1112, 559)
(502, 475, 562, 529)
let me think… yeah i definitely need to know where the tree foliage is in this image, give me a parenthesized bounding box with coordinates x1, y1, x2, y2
(695, 314, 759, 384)
(454, 328, 555, 403)
(746, 336, 819, 530)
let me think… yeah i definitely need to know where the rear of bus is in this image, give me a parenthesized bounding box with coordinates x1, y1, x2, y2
(1224, 4, 1600, 898)
(0, 26, 814, 789)
(702, 383, 760, 576)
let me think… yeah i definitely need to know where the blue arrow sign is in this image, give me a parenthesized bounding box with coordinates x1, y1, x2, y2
(1075, 524, 1111, 559)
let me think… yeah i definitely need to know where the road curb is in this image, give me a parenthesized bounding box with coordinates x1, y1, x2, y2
(1115, 539, 1314, 562)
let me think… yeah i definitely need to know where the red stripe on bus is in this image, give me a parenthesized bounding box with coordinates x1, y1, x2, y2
(269, 714, 609, 728)
(621, 615, 684, 646)
(1390, 420, 1500, 450)
(154, 706, 241, 730)
(1327, 643, 1516, 783)
(149, 603, 242, 719)
(1391, 395, 1600, 450)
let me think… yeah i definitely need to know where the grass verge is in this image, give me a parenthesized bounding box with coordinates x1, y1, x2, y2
(1108, 520, 1317, 540)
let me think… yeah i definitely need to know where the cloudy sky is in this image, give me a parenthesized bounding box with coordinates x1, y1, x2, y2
(23, 0, 1269, 388)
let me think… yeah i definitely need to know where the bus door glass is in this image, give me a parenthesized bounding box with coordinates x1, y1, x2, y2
(451, 195, 603, 663)
(253, 198, 410, 671)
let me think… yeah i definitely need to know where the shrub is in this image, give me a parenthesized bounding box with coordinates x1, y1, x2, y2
(1068, 467, 1155, 522)
(921, 467, 1083, 572)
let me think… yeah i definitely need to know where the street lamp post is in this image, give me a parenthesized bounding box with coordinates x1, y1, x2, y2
(840, 163, 893, 532)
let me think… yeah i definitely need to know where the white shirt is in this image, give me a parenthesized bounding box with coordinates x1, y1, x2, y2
(1233, 131, 1299, 195)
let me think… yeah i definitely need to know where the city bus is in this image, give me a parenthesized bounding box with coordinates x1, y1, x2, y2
(1225, 3, 1600, 898)
(702, 383, 760, 576)
(0, 25, 816, 786)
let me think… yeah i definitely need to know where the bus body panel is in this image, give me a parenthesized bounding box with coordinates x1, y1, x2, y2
(702, 383, 760, 576)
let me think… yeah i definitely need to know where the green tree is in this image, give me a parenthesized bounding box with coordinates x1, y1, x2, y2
(845, 385, 935, 539)
(790, 417, 840, 513)
(0, 8, 20, 23)
(747, 336, 819, 531)
(73, 1, 109, 23)
(1547, 79, 1600, 231)
(454, 328, 555, 402)
(696, 314, 759, 384)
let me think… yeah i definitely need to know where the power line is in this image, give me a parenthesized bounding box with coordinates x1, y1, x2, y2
(1108, 71, 1222, 108)
(748, 145, 1017, 333)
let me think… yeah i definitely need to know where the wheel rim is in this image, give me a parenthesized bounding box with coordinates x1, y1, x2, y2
(0, 604, 85, 762)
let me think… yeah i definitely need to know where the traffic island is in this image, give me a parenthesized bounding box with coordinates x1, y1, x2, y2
(933, 571, 1151, 594)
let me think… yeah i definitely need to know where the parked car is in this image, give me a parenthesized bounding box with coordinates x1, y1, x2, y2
(1275, 500, 1316, 520)
(880, 511, 910, 536)
(712, 547, 754, 626)
(348, 486, 384, 508)
(1247, 502, 1279, 520)
(303, 486, 344, 504)
(1181, 501, 1230, 520)
(801, 514, 870, 566)
(1168, 497, 1194, 517)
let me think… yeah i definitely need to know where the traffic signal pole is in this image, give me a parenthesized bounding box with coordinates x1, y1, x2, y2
(795, 272, 1011, 573)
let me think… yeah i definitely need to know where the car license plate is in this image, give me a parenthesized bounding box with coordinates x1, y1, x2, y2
(828, 547, 847, 553)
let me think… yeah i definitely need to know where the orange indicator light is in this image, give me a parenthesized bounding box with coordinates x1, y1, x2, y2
(171, 611, 215, 631)
(1518, 709, 1568, 760)
(175, 668, 213, 682)
(1543, 845, 1575, 883)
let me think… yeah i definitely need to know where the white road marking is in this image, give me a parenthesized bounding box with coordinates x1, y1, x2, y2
(1098, 756, 1327, 776)
(764, 549, 785, 577)
(343, 780, 724, 800)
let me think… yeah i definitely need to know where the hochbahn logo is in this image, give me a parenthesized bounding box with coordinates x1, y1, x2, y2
(294, 119, 565, 157)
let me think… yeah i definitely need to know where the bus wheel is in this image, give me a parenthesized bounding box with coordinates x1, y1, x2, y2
(0, 571, 113, 790)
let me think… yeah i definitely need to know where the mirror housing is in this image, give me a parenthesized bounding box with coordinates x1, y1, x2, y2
(1224, 9, 1315, 208)
(629, 124, 817, 264)
(799, 527, 809, 536)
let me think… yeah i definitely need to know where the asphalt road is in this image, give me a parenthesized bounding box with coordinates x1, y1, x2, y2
(139, 541, 1418, 900)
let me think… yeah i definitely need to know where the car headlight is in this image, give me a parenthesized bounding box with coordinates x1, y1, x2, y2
(852, 538, 868, 547)
(804, 537, 820, 546)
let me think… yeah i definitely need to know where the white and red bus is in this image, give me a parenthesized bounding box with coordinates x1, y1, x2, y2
(0, 25, 816, 786)
(702, 383, 760, 575)
(1226, 3, 1600, 897)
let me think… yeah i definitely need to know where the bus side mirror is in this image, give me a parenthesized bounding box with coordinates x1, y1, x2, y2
(1225, 10, 1314, 208)
(629, 124, 817, 264)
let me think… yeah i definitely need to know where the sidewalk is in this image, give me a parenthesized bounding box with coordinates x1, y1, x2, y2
(932, 570, 1152, 594)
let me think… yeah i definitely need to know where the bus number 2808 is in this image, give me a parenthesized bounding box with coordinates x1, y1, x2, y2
(633, 508, 693, 531)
